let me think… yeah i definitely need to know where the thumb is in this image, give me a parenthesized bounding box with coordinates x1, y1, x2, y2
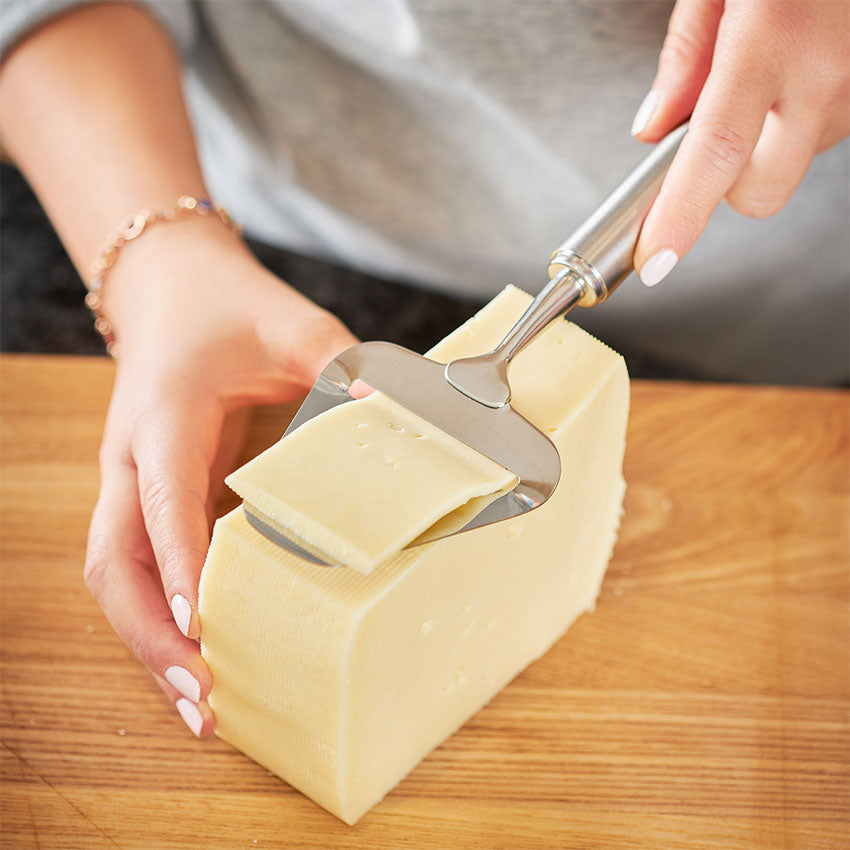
(632, 0, 724, 140)
(297, 310, 360, 386)
(252, 287, 360, 398)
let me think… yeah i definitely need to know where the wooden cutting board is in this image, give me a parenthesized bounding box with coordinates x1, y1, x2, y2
(1, 354, 847, 850)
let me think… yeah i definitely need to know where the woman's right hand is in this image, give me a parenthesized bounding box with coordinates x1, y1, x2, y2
(83, 215, 358, 735)
(0, 0, 357, 737)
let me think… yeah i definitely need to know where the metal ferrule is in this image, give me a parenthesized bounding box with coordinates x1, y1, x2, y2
(546, 249, 609, 307)
(547, 122, 689, 306)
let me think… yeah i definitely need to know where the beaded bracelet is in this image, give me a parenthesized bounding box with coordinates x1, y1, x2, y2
(85, 195, 242, 358)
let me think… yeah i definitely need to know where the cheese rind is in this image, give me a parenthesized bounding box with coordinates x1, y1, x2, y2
(199, 285, 629, 824)
(225, 392, 517, 572)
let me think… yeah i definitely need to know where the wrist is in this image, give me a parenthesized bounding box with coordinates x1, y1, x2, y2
(105, 205, 249, 283)
(92, 203, 252, 350)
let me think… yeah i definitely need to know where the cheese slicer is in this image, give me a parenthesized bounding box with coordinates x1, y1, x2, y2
(244, 123, 689, 565)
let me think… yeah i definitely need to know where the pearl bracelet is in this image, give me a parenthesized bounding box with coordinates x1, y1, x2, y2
(85, 195, 242, 358)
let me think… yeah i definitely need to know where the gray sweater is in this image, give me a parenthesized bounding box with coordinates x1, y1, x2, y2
(3, 0, 848, 383)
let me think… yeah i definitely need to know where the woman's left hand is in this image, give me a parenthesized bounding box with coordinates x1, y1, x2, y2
(631, 0, 850, 286)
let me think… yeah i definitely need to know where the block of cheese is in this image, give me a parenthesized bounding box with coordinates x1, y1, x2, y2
(198, 285, 629, 825)
(225, 391, 518, 572)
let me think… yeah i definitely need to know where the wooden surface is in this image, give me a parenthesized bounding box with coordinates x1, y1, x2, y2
(1, 353, 848, 850)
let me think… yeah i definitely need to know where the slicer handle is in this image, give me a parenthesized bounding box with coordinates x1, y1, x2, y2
(548, 122, 689, 306)
(444, 123, 688, 409)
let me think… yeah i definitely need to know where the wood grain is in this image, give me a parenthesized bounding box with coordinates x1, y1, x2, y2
(1, 353, 847, 849)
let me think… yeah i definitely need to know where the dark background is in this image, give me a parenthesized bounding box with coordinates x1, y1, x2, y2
(1, 161, 703, 379)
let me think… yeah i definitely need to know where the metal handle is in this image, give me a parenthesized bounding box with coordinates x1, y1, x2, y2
(548, 121, 688, 306)
(445, 123, 688, 408)
(498, 122, 689, 357)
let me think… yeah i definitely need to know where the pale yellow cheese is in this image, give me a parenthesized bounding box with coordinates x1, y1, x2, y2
(198, 285, 629, 825)
(225, 392, 517, 572)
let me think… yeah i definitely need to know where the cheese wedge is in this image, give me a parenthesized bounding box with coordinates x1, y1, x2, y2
(225, 392, 518, 572)
(199, 285, 629, 824)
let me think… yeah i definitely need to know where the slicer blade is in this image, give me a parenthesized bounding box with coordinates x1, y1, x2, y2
(242, 340, 561, 566)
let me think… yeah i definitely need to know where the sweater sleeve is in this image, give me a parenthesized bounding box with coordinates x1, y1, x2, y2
(0, 0, 197, 59)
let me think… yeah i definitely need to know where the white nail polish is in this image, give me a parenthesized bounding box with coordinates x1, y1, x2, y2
(631, 90, 659, 136)
(175, 697, 203, 737)
(164, 665, 201, 703)
(640, 249, 679, 287)
(170, 594, 192, 638)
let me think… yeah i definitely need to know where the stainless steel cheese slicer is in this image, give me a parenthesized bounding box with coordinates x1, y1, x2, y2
(244, 123, 689, 565)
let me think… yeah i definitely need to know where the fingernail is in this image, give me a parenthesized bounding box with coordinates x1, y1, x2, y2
(175, 697, 203, 737)
(640, 249, 679, 286)
(170, 594, 192, 638)
(164, 665, 201, 703)
(631, 90, 659, 136)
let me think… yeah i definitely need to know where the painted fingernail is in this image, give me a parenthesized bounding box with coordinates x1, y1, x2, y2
(164, 665, 201, 703)
(631, 90, 659, 136)
(170, 594, 192, 638)
(640, 249, 679, 286)
(175, 697, 203, 737)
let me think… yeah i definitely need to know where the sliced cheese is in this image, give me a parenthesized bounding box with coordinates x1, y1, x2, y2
(199, 284, 629, 825)
(226, 392, 517, 572)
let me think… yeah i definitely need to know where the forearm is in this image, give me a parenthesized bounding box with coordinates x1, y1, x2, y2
(0, 2, 211, 277)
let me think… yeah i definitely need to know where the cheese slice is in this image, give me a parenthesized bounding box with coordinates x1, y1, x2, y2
(199, 285, 629, 825)
(225, 392, 518, 572)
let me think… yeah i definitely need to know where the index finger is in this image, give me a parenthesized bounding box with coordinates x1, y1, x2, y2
(84, 457, 215, 735)
(132, 385, 223, 639)
(634, 9, 779, 284)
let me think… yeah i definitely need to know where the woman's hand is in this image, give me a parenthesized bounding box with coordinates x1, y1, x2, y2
(82, 217, 358, 735)
(631, 0, 850, 285)
(0, 1, 357, 736)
